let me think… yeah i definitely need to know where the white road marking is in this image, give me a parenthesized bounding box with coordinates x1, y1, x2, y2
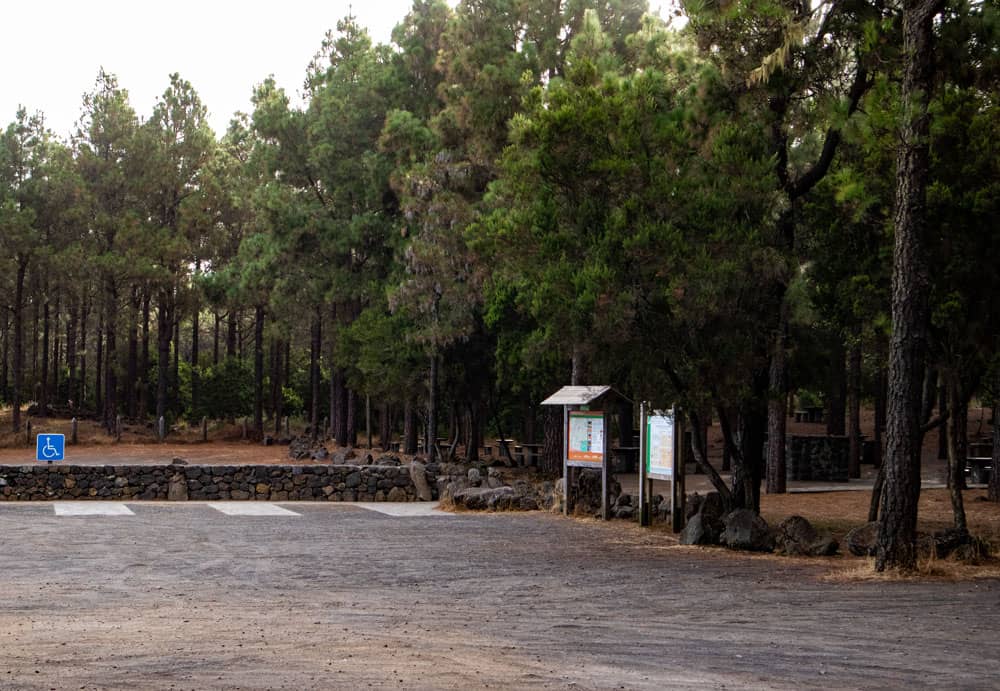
(207, 502, 301, 516)
(351, 502, 450, 517)
(54, 502, 135, 516)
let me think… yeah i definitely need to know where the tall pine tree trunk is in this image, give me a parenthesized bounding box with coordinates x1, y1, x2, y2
(988, 402, 999, 502)
(847, 336, 863, 479)
(426, 353, 438, 461)
(40, 283, 50, 418)
(66, 297, 78, 411)
(127, 287, 139, 419)
(766, 310, 789, 494)
(945, 376, 967, 532)
(156, 292, 172, 428)
(253, 305, 264, 440)
(11, 257, 27, 432)
(190, 277, 200, 421)
(104, 279, 118, 430)
(95, 305, 104, 419)
(827, 339, 847, 435)
(876, 0, 942, 572)
(403, 399, 417, 455)
(139, 292, 150, 420)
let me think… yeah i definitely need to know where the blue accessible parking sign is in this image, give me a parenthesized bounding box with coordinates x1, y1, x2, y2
(36, 434, 66, 462)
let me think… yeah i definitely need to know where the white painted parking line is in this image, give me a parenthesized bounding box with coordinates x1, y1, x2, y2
(352, 502, 450, 517)
(207, 503, 301, 516)
(54, 502, 135, 516)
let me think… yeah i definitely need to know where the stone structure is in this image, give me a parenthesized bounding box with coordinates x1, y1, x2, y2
(0, 464, 437, 503)
(786, 435, 849, 482)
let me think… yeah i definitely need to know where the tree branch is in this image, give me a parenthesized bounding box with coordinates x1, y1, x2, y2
(788, 61, 872, 200)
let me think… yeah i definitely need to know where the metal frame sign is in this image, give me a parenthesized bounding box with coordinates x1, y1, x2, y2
(645, 410, 675, 480)
(567, 411, 604, 466)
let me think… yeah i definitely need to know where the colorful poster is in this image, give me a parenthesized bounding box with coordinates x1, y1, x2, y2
(567, 411, 604, 464)
(646, 411, 674, 479)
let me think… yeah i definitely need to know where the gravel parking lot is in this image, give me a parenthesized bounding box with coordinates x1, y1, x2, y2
(0, 502, 996, 689)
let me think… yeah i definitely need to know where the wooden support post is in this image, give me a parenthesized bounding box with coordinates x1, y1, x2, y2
(201, 416, 208, 442)
(563, 406, 570, 517)
(601, 409, 610, 520)
(638, 402, 650, 526)
(672, 411, 686, 533)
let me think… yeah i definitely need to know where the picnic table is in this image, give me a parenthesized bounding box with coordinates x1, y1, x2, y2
(520, 442, 544, 466)
(966, 456, 993, 485)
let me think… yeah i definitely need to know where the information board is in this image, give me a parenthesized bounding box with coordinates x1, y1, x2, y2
(567, 411, 604, 465)
(645, 410, 674, 480)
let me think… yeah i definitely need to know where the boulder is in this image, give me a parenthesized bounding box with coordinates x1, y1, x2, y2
(845, 522, 878, 557)
(310, 447, 329, 461)
(409, 462, 433, 502)
(452, 486, 516, 511)
(331, 447, 357, 464)
(680, 513, 721, 546)
(467, 467, 483, 487)
(288, 436, 313, 460)
(170, 457, 188, 466)
(376, 454, 402, 466)
(720, 509, 774, 552)
(387, 486, 408, 502)
(774, 515, 838, 557)
(167, 474, 188, 502)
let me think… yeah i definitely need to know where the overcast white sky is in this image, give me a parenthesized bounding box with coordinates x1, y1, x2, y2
(1, 0, 424, 140)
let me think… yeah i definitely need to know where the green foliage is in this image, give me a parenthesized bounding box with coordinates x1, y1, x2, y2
(185, 357, 255, 421)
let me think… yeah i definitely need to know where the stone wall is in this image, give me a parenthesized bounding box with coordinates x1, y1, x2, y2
(0, 464, 437, 502)
(786, 435, 849, 482)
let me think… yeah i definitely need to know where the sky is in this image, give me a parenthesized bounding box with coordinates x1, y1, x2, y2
(0, 0, 424, 140)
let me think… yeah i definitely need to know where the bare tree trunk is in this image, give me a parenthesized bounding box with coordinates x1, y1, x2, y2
(79, 293, 89, 410)
(847, 337, 862, 479)
(104, 279, 118, 431)
(155, 293, 172, 428)
(945, 376, 967, 532)
(310, 309, 321, 439)
(876, 0, 941, 573)
(253, 305, 264, 440)
(766, 312, 788, 494)
(346, 388, 357, 447)
(66, 297, 78, 411)
(426, 353, 438, 461)
(95, 305, 104, 420)
(379, 402, 391, 451)
(190, 263, 200, 420)
(403, 399, 417, 455)
(213, 311, 220, 365)
(126, 287, 139, 418)
(988, 402, 1000, 502)
(138, 291, 150, 420)
(334, 371, 348, 447)
(227, 310, 237, 359)
(11, 258, 27, 432)
(937, 378, 948, 460)
(827, 338, 847, 436)
(40, 282, 50, 418)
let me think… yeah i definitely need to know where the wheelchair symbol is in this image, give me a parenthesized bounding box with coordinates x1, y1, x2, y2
(41, 437, 58, 459)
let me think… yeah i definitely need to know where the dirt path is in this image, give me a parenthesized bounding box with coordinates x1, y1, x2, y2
(0, 505, 996, 689)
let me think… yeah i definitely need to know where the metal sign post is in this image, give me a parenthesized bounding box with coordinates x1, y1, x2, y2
(638, 406, 685, 532)
(36, 434, 66, 464)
